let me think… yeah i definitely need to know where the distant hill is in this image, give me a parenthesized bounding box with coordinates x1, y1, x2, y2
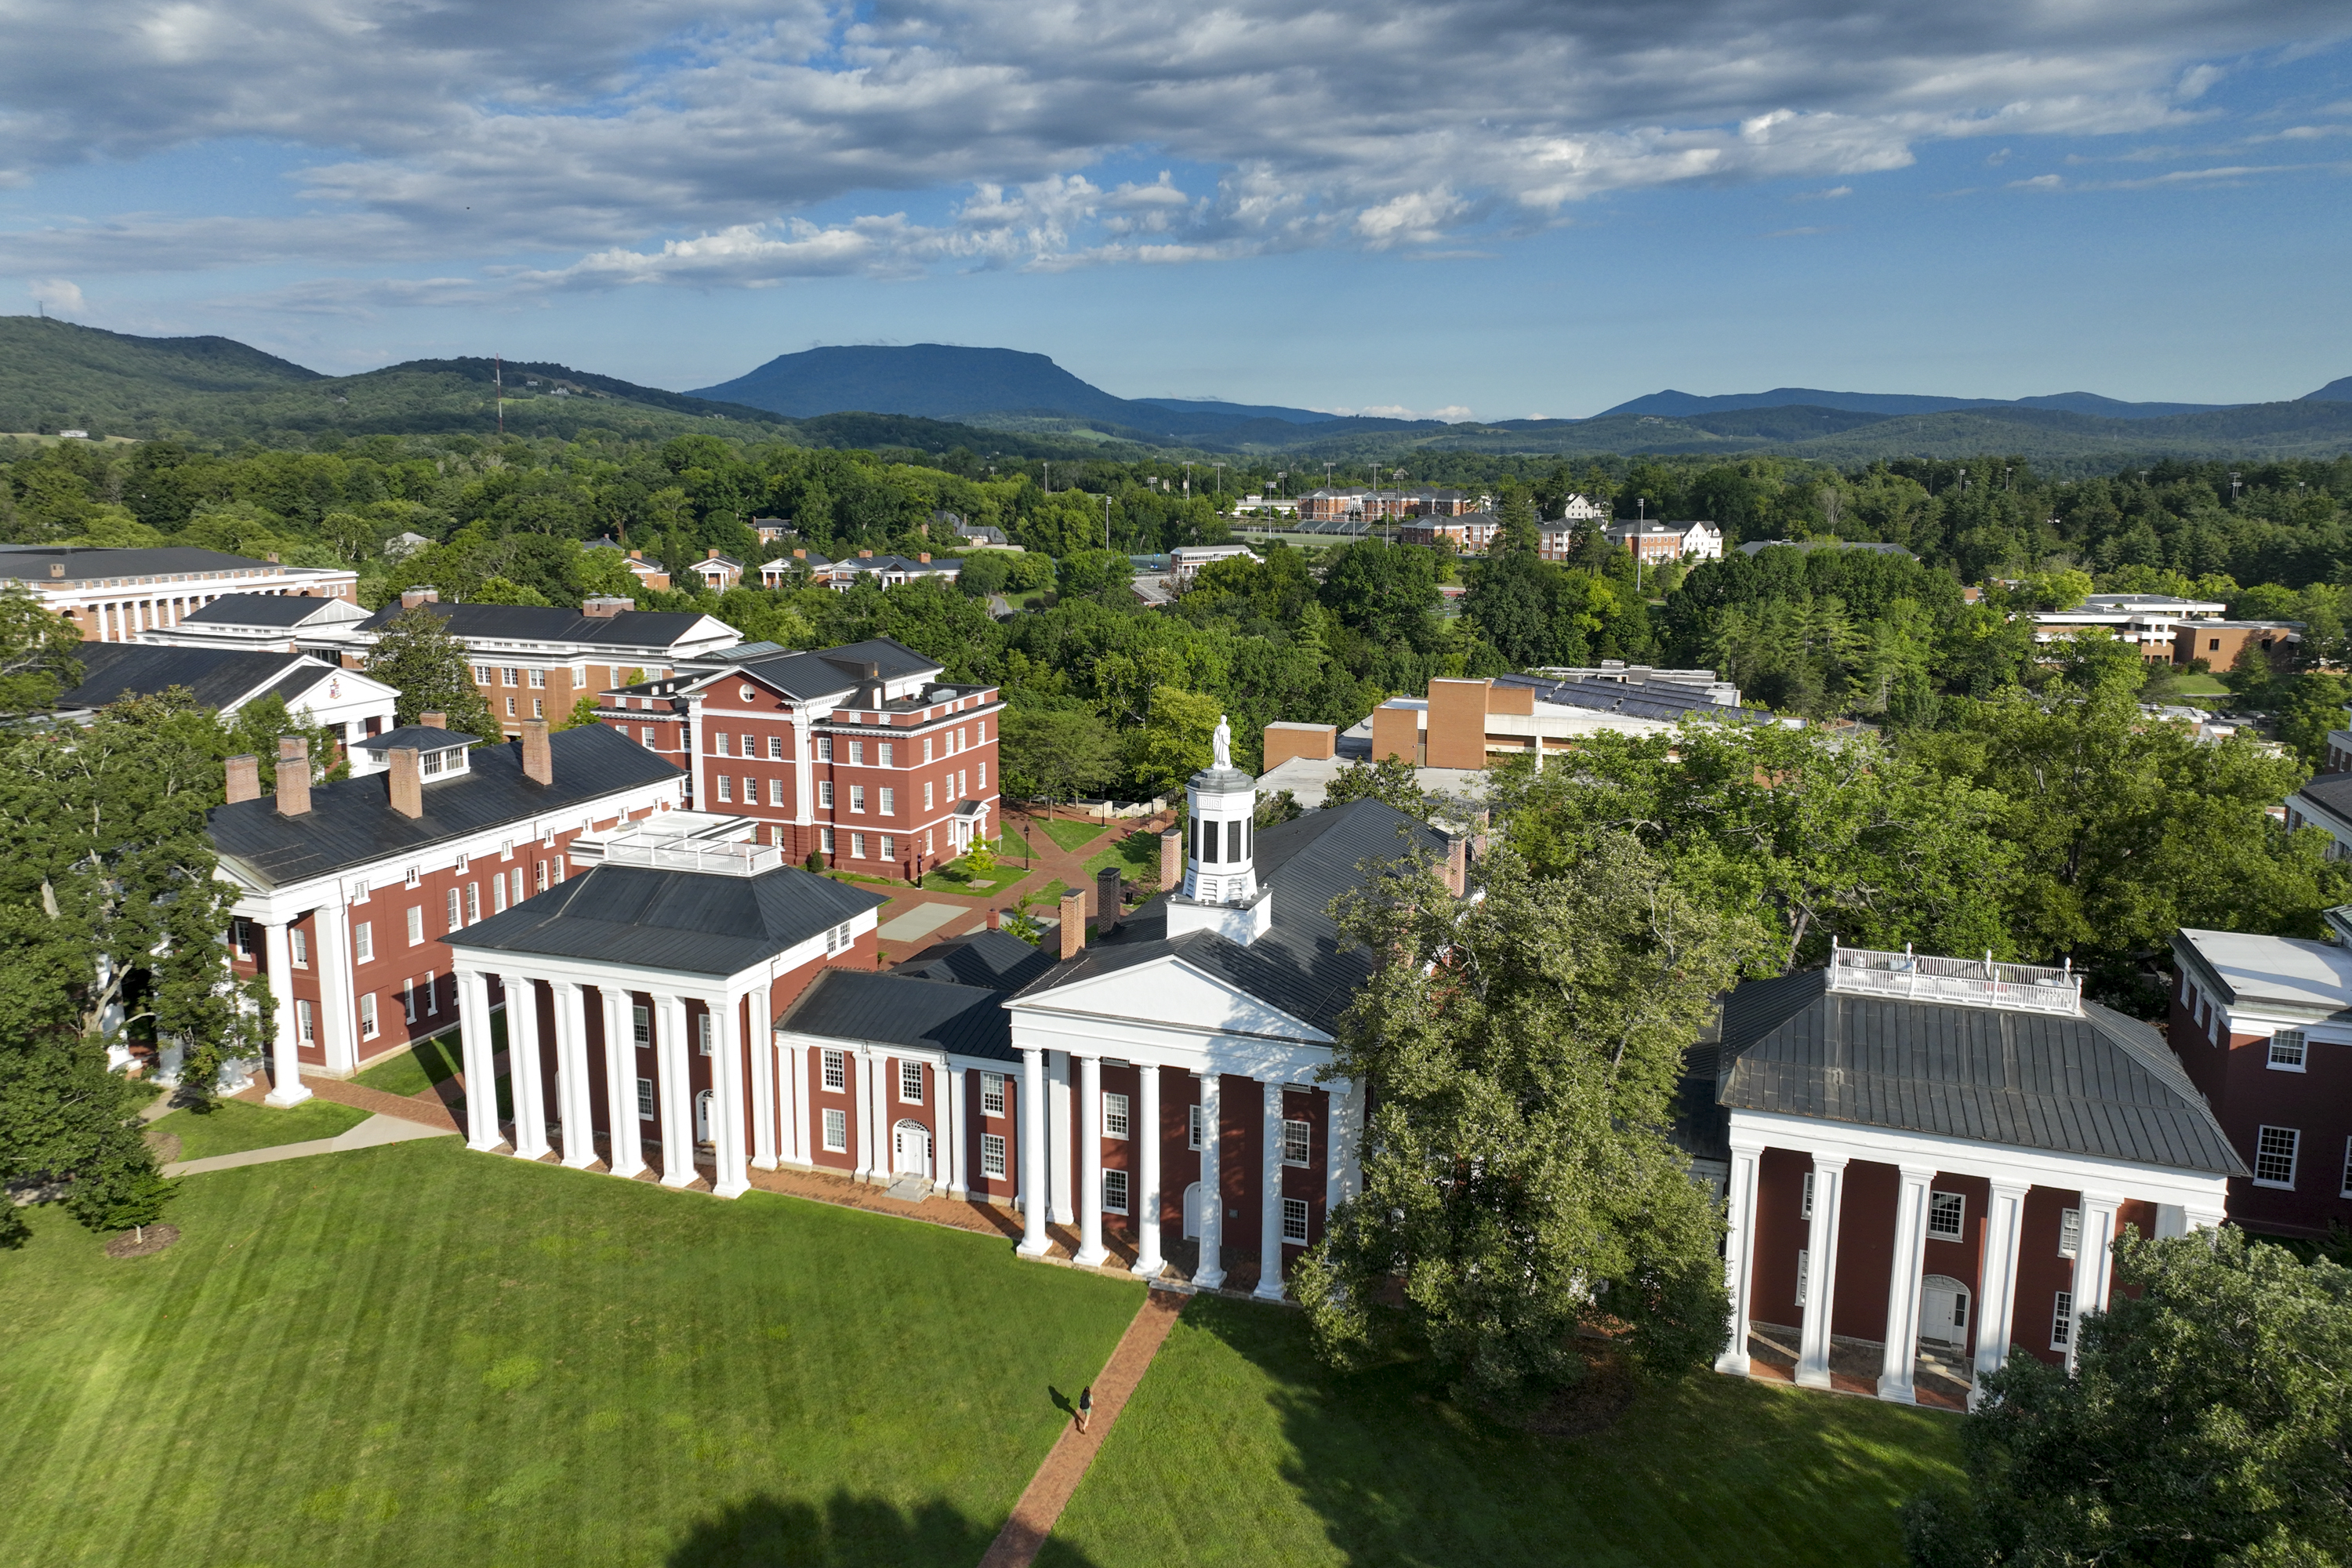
(1601, 386, 2234, 421)
(691, 343, 1337, 439)
(2307, 376, 2352, 403)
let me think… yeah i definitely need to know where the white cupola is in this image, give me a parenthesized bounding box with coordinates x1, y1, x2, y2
(1166, 714, 1274, 945)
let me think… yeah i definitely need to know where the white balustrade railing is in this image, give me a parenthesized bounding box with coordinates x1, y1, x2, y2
(1824, 943, 2082, 1016)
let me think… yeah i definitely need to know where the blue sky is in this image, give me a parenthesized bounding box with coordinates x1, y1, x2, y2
(2, 1, 2347, 419)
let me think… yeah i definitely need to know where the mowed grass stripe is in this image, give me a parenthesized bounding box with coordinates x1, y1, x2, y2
(1040, 1294, 1963, 1568)
(0, 1138, 1138, 1567)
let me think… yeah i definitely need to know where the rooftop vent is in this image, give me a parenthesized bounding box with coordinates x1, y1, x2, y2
(1824, 942, 2082, 1017)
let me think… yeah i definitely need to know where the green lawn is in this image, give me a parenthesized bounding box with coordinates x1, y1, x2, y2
(150, 1095, 371, 1161)
(1030, 816, 1112, 855)
(1042, 1296, 1963, 1568)
(2171, 673, 2230, 695)
(917, 863, 1033, 896)
(0, 1139, 1141, 1567)
(1081, 828, 1167, 890)
(352, 1033, 465, 1098)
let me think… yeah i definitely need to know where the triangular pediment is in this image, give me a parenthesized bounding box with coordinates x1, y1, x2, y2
(1011, 953, 1329, 1044)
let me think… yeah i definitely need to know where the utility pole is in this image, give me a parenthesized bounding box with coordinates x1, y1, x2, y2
(1104, 494, 1112, 550)
(495, 354, 503, 437)
(1212, 462, 1225, 498)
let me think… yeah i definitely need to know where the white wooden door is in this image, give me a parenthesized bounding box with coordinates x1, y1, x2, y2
(695, 1090, 713, 1145)
(894, 1120, 932, 1178)
(1919, 1276, 1970, 1347)
(1181, 1181, 1203, 1240)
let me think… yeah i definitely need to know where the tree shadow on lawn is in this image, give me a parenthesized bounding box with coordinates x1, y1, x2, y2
(667, 1490, 1105, 1568)
(1181, 1294, 1960, 1567)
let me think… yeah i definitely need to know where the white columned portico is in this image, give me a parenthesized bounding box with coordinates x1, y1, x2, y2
(710, 993, 750, 1198)
(749, 982, 777, 1171)
(1018, 1047, 1050, 1256)
(2067, 1192, 2122, 1374)
(1715, 1140, 1764, 1375)
(1047, 1051, 1074, 1224)
(1877, 1164, 1938, 1403)
(1195, 1072, 1226, 1288)
(655, 993, 695, 1186)
(1131, 1064, 1164, 1279)
(1076, 1054, 1108, 1265)
(601, 987, 646, 1179)
(314, 898, 358, 1074)
(1972, 1181, 2030, 1400)
(943, 1062, 967, 1198)
(1795, 1154, 1848, 1389)
(553, 982, 596, 1169)
(261, 920, 310, 1106)
(1254, 1079, 1287, 1301)
(506, 976, 552, 1161)
(456, 970, 500, 1152)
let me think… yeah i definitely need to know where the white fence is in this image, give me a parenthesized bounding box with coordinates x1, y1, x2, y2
(1824, 943, 2083, 1016)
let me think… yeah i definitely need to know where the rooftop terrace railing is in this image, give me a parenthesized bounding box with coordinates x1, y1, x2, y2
(1825, 941, 2083, 1016)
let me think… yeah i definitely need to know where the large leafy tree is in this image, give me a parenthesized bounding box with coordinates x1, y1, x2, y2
(0, 581, 84, 711)
(999, 706, 1120, 816)
(1906, 1228, 2352, 1567)
(223, 694, 350, 791)
(364, 604, 501, 739)
(1295, 835, 1756, 1414)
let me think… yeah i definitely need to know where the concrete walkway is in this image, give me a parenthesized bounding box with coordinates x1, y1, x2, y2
(161, 1112, 456, 1177)
(978, 1287, 1186, 1568)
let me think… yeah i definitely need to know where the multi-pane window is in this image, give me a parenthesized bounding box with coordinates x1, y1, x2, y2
(924, 781, 935, 810)
(501, 667, 519, 686)
(425, 970, 438, 1014)
(358, 993, 379, 1039)
(2059, 1207, 2082, 1258)
(1282, 1197, 1310, 1245)
(533, 699, 544, 719)
(817, 736, 833, 761)
(445, 888, 461, 931)
(290, 929, 309, 967)
(822, 1050, 848, 1091)
(770, 778, 787, 807)
(850, 786, 866, 813)
(923, 738, 935, 762)
(528, 669, 546, 688)
(535, 860, 550, 892)
(879, 786, 895, 815)
(506, 697, 517, 717)
(493, 874, 507, 913)
(2270, 1029, 2308, 1069)
(2051, 1290, 2074, 1349)
(1103, 1091, 1131, 1139)
(2256, 1125, 2300, 1188)
(879, 742, 893, 767)
(511, 868, 526, 904)
(851, 833, 866, 858)
(1282, 1118, 1311, 1167)
(402, 980, 419, 1024)
(823, 1108, 848, 1152)
(697, 1014, 713, 1056)
(981, 1133, 1007, 1178)
(474, 665, 493, 684)
(900, 1061, 924, 1102)
(2343, 1137, 2352, 1200)
(1103, 1168, 1130, 1214)
(716, 733, 732, 757)
(1795, 1247, 1810, 1305)
(641, 727, 657, 747)
(1189, 1104, 1204, 1150)
(637, 1078, 655, 1120)
(354, 920, 373, 961)
(819, 781, 834, 808)
(633, 1004, 651, 1047)
(465, 883, 479, 924)
(976, 760, 986, 788)
(296, 1000, 314, 1044)
(1928, 1192, 1965, 1241)
(848, 741, 863, 765)
(1802, 1170, 1816, 1220)
(982, 1073, 1006, 1116)
(714, 775, 731, 802)
(407, 906, 425, 946)
(768, 735, 785, 760)
(880, 836, 894, 860)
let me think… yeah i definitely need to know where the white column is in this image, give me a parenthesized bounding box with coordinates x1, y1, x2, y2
(456, 970, 500, 1151)
(1254, 1078, 1287, 1301)
(1075, 1054, 1107, 1265)
(656, 993, 694, 1186)
(1795, 1155, 1848, 1390)
(1047, 1051, 1074, 1224)
(749, 983, 777, 1171)
(601, 987, 645, 1179)
(314, 899, 358, 1074)
(1715, 1140, 1763, 1376)
(1131, 1063, 1164, 1278)
(1322, 1079, 1353, 1220)
(710, 993, 750, 1198)
(1972, 1181, 2030, 1400)
(2184, 1203, 2227, 1234)
(943, 1062, 967, 1197)
(552, 982, 595, 1169)
(1018, 1047, 1050, 1256)
(783, 1041, 808, 1167)
(2153, 1203, 2187, 1240)
(1877, 1164, 1936, 1403)
(506, 976, 551, 1161)
(854, 1050, 878, 1180)
(1195, 1071, 1225, 1288)
(261, 920, 310, 1106)
(2067, 1192, 2122, 1374)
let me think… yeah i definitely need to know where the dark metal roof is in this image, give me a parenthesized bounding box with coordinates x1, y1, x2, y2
(1713, 968, 2245, 1175)
(448, 862, 887, 977)
(2292, 771, 2352, 821)
(209, 724, 684, 888)
(1735, 539, 1916, 558)
(59, 644, 322, 712)
(354, 725, 481, 752)
(896, 928, 1057, 990)
(0, 544, 288, 581)
(698, 637, 946, 702)
(775, 968, 1018, 1059)
(1014, 797, 1445, 1035)
(1497, 670, 1779, 726)
(179, 593, 353, 627)
(354, 600, 726, 650)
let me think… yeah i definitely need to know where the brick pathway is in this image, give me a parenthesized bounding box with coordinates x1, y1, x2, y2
(293, 1071, 463, 1132)
(978, 1287, 1187, 1568)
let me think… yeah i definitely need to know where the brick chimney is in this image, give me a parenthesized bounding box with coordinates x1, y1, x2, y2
(399, 586, 438, 608)
(1160, 826, 1183, 891)
(987, 908, 1002, 931)
(1096, 867, 1123, 934)
(1446, 835, 1468, 898)
(858, 548, 873, 559)
(521, 719, 552, 786)
(226, 753, 261, 804)
(388, 747, 423, 818)
(917, 552, 931, 564)
(793, 548, 806, 561)
(629, 549, 644, 560)
(274, 737, 311, 816)
(582, 597, 633, 617)
(420, 711, 446, 729)
(1059, 890, 1086, 961)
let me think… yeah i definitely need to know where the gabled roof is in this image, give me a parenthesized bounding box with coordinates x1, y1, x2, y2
(776, 969, 1019, 1059)
(2173, 927, 2352, 1018)
(818, 554, 963, 574)
(0, 544, 294, 581)
(209, 724, 684, 889)
(58, 644, 338, 713)
(1714, 968, 2245, 1175)
(354, 599, 732, 651)
(178, 593, 363, 629)
(2289, 772, 2352, 825)
(1012, 797, 1444, 1036)
(448, 861, 885, 977)
(897, 928, 1057, 990)
(693, 555, 744, 571)
(354, 725, 481, 753)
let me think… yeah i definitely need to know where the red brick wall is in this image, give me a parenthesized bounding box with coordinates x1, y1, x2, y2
(1216, 1073, 1261, 1254)
(1278, 1087, 1329, 1278)
(1163, 1069, 1199, 1241)
(1752, 1149, 1811, 1327)
(960, 1064, 1021, 1203)
(2013, 1186, 2080, 1367)
(804, 1043, 859, 1173)
(2171, 971, 2350, 1237)
(1831, 1160, 1898, 1341)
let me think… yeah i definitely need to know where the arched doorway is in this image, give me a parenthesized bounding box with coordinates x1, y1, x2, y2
(695, 1090, 713, 1146)
(1919, 1275, 1972, 1348)
(893, 1120, 933, 1180)
(1181, 1181, 1203, 1240)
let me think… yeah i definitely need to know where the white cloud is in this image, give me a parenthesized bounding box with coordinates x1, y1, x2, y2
(28, 278, 83, 313)
(0, 0, 2346, 290)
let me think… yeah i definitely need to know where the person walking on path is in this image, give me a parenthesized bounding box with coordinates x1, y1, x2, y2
(1076, 1385, 1094, 1434)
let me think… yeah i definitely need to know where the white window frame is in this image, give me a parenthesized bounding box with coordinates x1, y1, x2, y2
(851, 833, 866, 859)
(822, 1107, 848, 1152)
(1795, 1247, 1809, 1306)
(2051, 1290, 2074, 1349)
(425, 969, 437, 1015)
(1282, 1196, 1310, 1245)
(850, 785, 866, 814)
(296, 999, 314, 1044)
(2255, 1124, 2300, 1189)
(402, 979, 418, 1025)
(819, 781, 834, 808)
(982, 1072, 1006, 1116)
(354, 920, 373, 962)
(406, 906, 424, 946)
(817, 735, 833, 761)
(981, 1132, 1007, 1179)
(715, 775, 732, 803)
(1802, 1170, 1816, 1220)
(697, 1013, 713, 1057)
(822, 1049, 847, 1091)
(2269, 1029, 2308, 1071)
(899, 1061, 924, 1103)
(1102, 1167, 1130, 1215)
(1103, 1091, 1131, 1140)
(2059, 1207, 2082, 1258)
(290, 928, 309, 967)
(529, 668, 546, 688)
(1189, 1103, 1204, 1150)
(632, 1004, 651, 1047)
(770, 778, 787, 807)
(446, 887, 462, 932)
(358, 992, 379, 1040)
(1928, 1191, 1965, 1241)
(1282, 1117, 1311, 1167)
(2341, 1137, 2352, 1200)
(768, 735, 784, 760)
(879, 786, 895, 815)
(880, 835, 894, 860)
(637, 1078, 655, 1120)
